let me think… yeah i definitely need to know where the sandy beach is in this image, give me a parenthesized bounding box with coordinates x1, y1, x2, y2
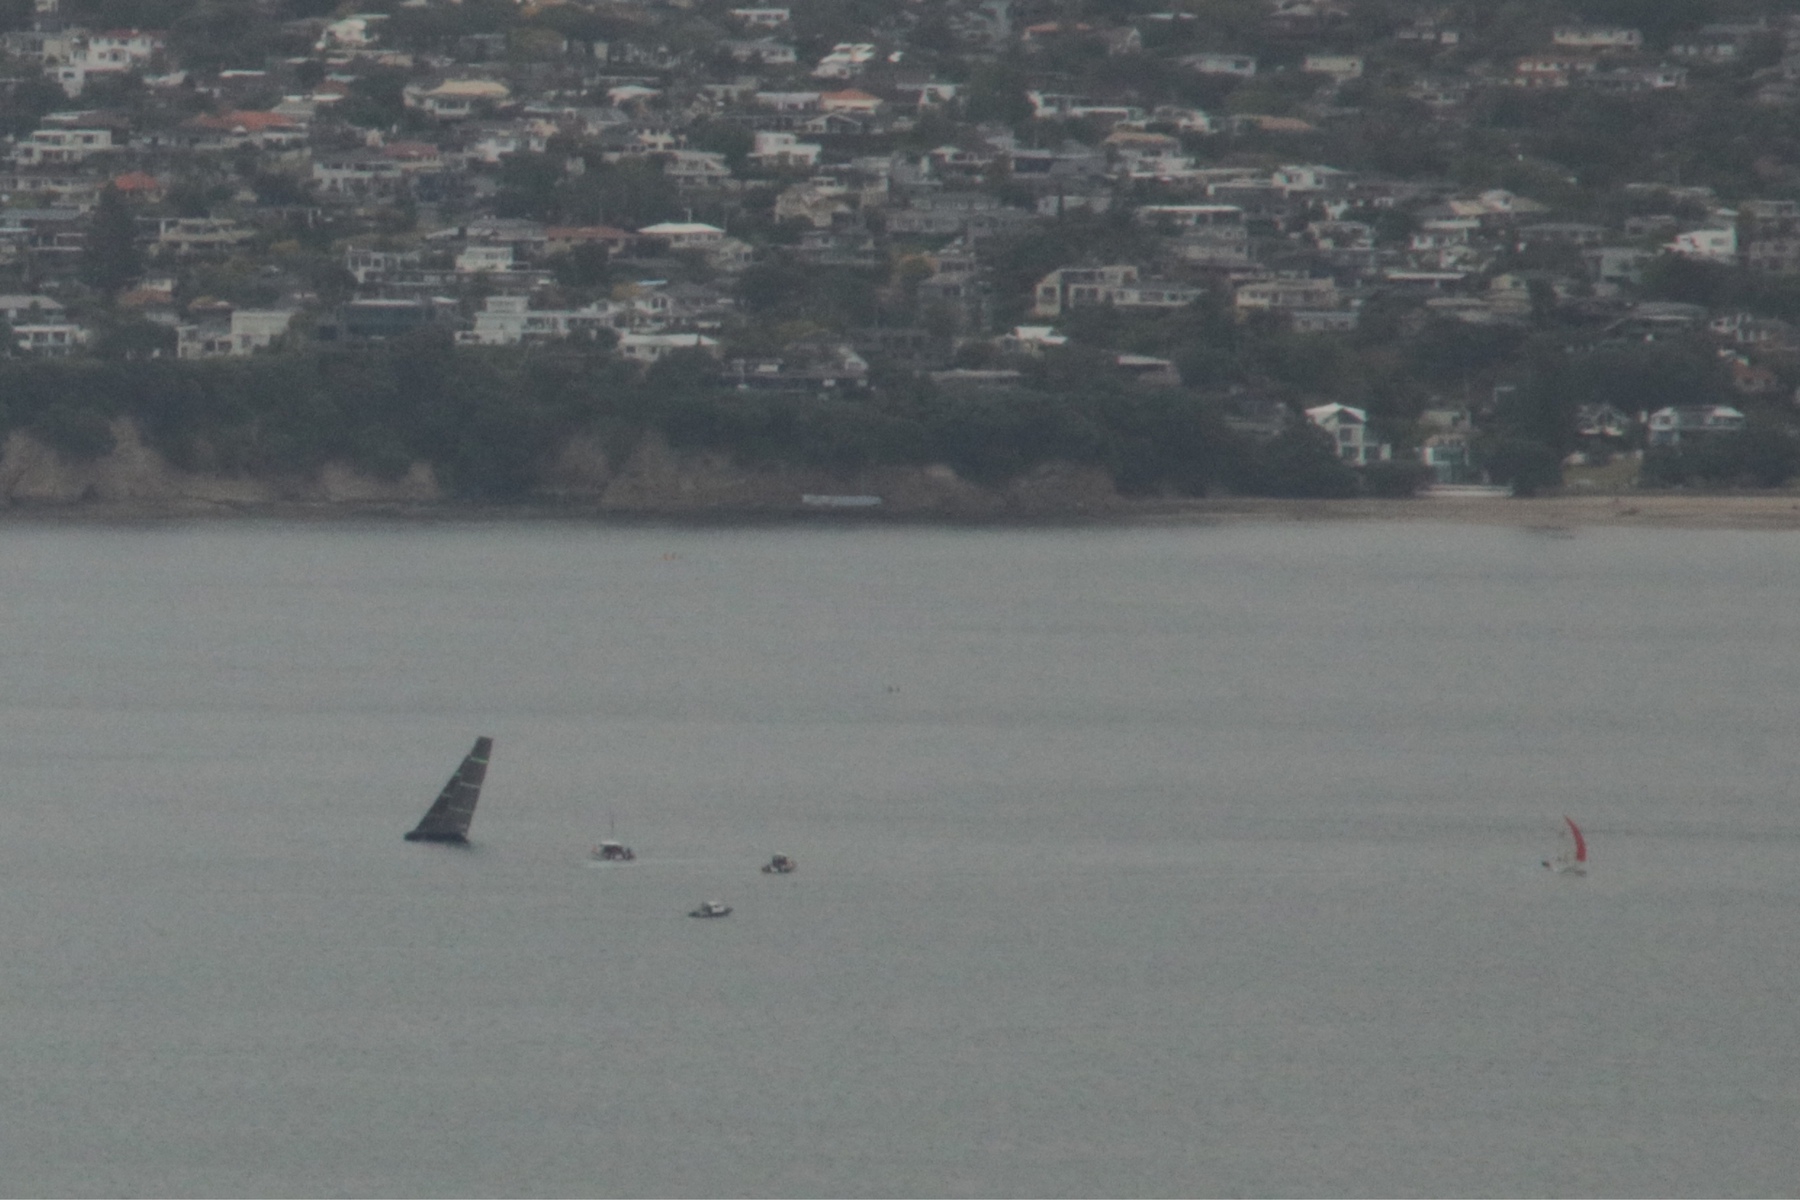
(1133, 492, 1800, 531)
(7, 490, 1800, 530)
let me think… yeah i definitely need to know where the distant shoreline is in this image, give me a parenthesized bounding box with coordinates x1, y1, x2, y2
(6, 492, 1800, 530)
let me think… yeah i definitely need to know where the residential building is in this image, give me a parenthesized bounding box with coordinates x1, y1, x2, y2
(1031, 265, 1203, 316)
(457, 295, 623, 346)
(1233, 277, 1341, 313)
(403, 79, 511, 119)
(1302, 54, 1363, 80)
(0, 294, 64, 324)
(1647, 405, 1747, 446)
(1551, 26, 1643, 51)
(729, 8, 791, 28)
(1666, 226, 1738, 262)
(618, 331, 721, 364)
(1307, 403, 1390, 466)
(636, 222, 727, 249)
(12, 320, 87, 356)
(455, 245, 515, 273)
(11, 127, 119, 166)
(1183, 53, 1256, 77)
(154, 217, 251, 256)
(751, 131, 822, 168)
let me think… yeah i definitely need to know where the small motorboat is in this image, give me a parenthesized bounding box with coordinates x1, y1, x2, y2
(689, 901, 732, 918)
(591, 840, 636, 862)
(761, 854, 796, 874)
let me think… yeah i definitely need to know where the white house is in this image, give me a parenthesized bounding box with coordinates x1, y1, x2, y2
(455, 245, 516, 273)
(664, 150, 733, 185)
(177, 310, 296, 359)
(155, 217, 252, 255)
(1302, 54, 1363, 80)
(812, 42, 876, 79)
(316, 14, 387, 51)
(636, 222, 727, 249)
(1233, 277, 1340, 312)
(1666, 226, 1738, 262)
(228, 309, 296, 354)
(312, 156, 405, 196)
(754, 91, 821, 112)
(1647, 404, 1746, 446)
(0, 294, 63, 324)
(1306, 403, 1391, 466)
(12, 320, 86, 356)
(750, 131, 821, 168)
(1032, 265, 1203, 317)
(819, 89, 884, 115)
(726, 38, 797, 65)
(618, 331, 720, 364)
(11, 127, 118, 166)
(729, 7, 791, 28)
(457, 295, 623, 346)
(1551, 26, 1642, 50)
(1183, 53, 1256, 77)
(402, 79, 510, 119)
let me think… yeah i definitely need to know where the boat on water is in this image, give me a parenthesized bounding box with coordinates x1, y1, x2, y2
(591, 840, 637, 862)
(689, 901, 732, 918)
(404, 736, 493, 845)
(1543, 815, 1588, 875)
(761, 854, 796, 874)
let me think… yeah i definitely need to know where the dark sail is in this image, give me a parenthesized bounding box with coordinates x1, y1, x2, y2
(404, 736, 493, 844)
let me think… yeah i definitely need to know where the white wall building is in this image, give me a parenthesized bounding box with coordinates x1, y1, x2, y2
(455, 245, 516, 273)
(1306, 403, 1391, 466)
(13, 321, 86, 356)
(11, 128, 118, 166)
(618, 331, 720, 364)
(1551, 26, 1643, 50)
(635, 222, 727, 250)
(456, 295, 624, 346)
(1183, 53, 1257, 77)
(1666, 226, 1738, 262)
(750, 131, 822, 168)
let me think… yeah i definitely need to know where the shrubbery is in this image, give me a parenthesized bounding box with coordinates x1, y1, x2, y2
(17, 334, 1791, 501)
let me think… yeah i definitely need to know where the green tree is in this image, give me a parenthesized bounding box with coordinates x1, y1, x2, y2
(1242, 421, 1357, 498)
(550, 243, 611, 289)
(1475, 435, 1562, 496)
(81, 185, 142, 297)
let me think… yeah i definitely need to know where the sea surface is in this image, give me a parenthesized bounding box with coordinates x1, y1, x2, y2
(2, 517, 1798, 1198)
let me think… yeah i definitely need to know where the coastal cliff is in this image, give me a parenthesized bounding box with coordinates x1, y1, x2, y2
(0, 420, 1126, 517)
(0, 420, 442, 509)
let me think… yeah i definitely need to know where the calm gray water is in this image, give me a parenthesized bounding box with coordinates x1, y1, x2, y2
(2, 518, 1798, 1197)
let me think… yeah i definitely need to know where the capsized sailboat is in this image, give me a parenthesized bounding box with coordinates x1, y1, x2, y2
(1543, 815, 1588, 875)
(404, 736, 493, 845)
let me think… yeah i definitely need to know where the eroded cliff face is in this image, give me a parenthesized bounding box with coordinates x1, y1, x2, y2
(0, 421, 1126, 516)
(0, 419, 443, 509)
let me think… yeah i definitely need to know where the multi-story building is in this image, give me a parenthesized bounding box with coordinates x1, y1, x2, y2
(1306, 403, 1391, 466)
(1032, 265, 1204, 317)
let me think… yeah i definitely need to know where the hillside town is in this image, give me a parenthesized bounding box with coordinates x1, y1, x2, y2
(5, 0, 1800, 499)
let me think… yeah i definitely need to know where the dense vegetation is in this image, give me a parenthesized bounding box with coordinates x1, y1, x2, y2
(0, 333, 1392, 500)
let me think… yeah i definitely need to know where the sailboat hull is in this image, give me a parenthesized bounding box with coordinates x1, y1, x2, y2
(404, 829, 470, 844)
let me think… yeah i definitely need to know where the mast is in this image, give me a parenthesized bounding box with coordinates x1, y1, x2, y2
(405, 736, 493, 844)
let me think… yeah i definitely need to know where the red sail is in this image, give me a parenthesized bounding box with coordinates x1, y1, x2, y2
(1564, 816, 1587, 863)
